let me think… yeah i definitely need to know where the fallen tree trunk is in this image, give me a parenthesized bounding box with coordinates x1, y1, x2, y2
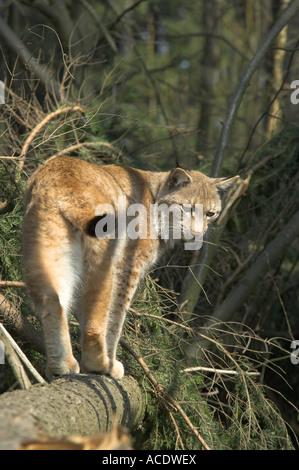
(0, 373, 144, 450)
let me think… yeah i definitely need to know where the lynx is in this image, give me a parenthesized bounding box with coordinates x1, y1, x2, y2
(22, 156, 238, 379)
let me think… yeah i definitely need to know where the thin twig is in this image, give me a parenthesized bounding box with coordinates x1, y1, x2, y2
(48, 141, 120, 160)
(0, 17, 61, 100)
(212, 0, 299, 177)
(168, 410, 185, 450)
(216, 175, 250, 226)
(19, 105, 84, 171)
(0, 323, 46, 385)
(0, 325, 31, 389)
(3, 341, 32, 390)
(182, 366, 260, 376)
(79, 0, 118, 53)
(129, 307, 193, 332)
(107, 0, 148, 30)
(240, 36, 299, 166)
(0, 156, 19, 160)
(120, 339, 211, 450)
(0, 281, 26, 288)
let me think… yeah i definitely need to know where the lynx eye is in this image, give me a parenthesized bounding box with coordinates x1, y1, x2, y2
(206, 211, 216, 218)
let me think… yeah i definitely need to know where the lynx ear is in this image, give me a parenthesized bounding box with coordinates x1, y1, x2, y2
(168, 167, 192, 189)
(214, 175, 240, 193)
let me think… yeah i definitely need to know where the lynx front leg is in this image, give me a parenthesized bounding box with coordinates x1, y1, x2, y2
(81, 264, 141, 380)
(106, 265, 143, 379)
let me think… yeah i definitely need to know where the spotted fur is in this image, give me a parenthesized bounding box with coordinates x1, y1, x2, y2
(22, 157, 238, 379)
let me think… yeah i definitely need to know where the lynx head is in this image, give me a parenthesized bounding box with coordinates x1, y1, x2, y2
(156, 167, 239, 246)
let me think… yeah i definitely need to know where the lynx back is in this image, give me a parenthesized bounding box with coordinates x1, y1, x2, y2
(22, 157, 238, 379)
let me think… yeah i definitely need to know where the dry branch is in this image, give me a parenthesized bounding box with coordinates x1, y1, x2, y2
(180, 0, 299, 320)
(182, 366, 260, 376)
(0, 329, 31, 390)
(120, 339, 211, 451)
(0, 17, 61, 100)
(212, 0, 299, 176)
(0, 373, 144, 450)
(19, 105, 84, 171)
(49, 141, 121, 160)
(0, 281, 26, 288)
(187, 209, 299, 355)
(0, 323, 46, 386)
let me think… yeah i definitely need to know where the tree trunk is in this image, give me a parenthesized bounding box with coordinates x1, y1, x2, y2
(197, 0, 220, 156)
(266, 0, 289, 137)
(0, 374, 144, 450)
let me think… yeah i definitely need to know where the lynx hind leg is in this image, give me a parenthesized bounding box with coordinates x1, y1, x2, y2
(40, 291, 80, 379)
(24, 238, 82, 379)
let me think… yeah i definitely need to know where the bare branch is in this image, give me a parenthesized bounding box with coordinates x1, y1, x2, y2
(19, 105, 84, 171)
(120, 339, 211, 451)
(182, 366, 260, 376)
(0, 281, 26, 288)
(0, 17, 61, 100)
(107, 0, 148, 29)
(0, 323, 46, 385)
(212, 0, 299, 177)
(48, 141, 121, 160)
(0, 328, 31, 390)
(187, 209, 299, 355)
(180, 1, 299, 319)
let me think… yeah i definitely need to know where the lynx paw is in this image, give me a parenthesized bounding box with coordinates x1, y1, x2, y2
(81, 355, 110, 375)
(109, 360, 124, 380)
(46, 358, 80, 379)
(80, 355, 124, 379)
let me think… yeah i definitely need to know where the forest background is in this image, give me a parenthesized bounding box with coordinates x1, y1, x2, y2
(0, 0, 299, 450)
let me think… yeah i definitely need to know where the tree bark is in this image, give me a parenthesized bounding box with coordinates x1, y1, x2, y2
(0, 374, 144, 450)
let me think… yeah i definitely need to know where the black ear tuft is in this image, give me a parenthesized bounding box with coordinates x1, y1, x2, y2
(86, 215, 108, 237)
(214, 176, 240, 195)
